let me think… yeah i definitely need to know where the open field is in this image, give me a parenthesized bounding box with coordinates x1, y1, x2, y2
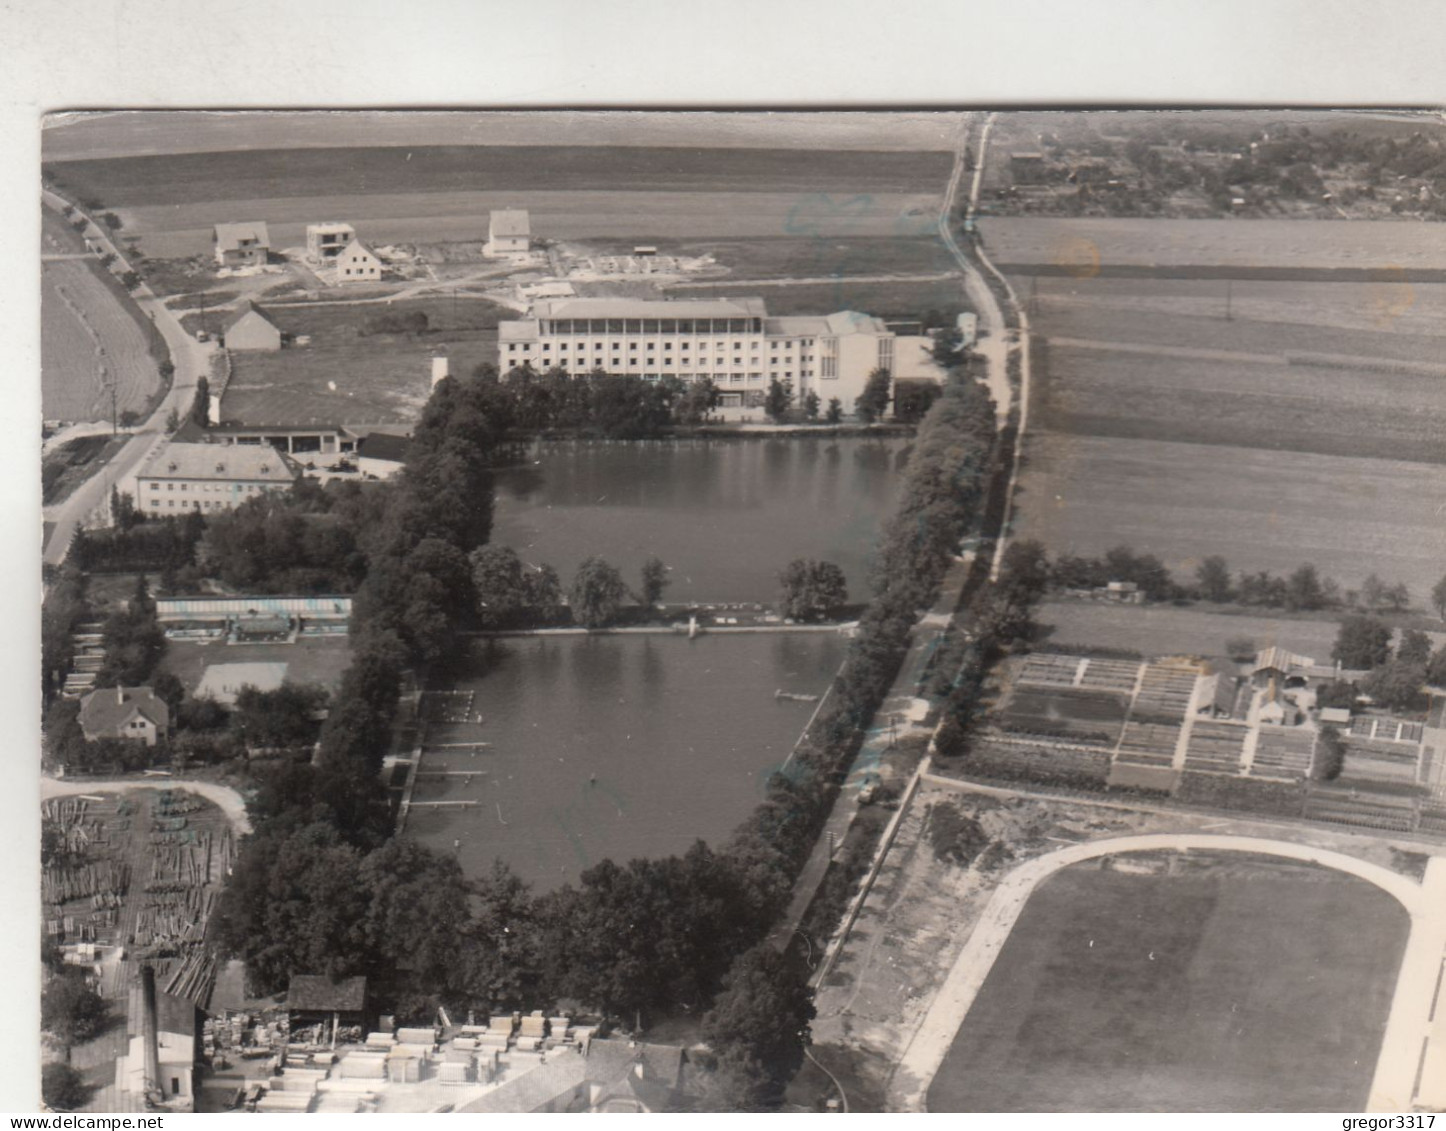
(42, 258, 165, 423)
(582, 235, 956, 280)
(105, 189, 947, 260)
(1023, 275, 1446, 340)
(157, 636, 353, 697)
(216, 297, 506, 427)
(1034, 600, 1446, 662)
(980, 216, 1446, 271)
(42, 111, 965, 161)
(926, 852, 1408, 1111)
(1033, 341, 1446, 463)
(1013, 434, 1446, 601)
(46, 145, 953, 207)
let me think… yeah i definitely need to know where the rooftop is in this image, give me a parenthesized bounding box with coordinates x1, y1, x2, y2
(529, 296, 768, 321)
(141, 440, 300, 483)
(79, 685, 169, 735)
(224, 301, 280, 334)
(214, 221, 270, 250)
(489, 209, 531, 237)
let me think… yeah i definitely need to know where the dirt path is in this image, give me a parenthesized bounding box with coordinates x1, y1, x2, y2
(40, 776, 251, 835)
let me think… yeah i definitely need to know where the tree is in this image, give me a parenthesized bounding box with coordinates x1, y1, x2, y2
(41, 970, 108, 1048)
(1432, 573, 1446, 621)
(120, 270, 140, 290)
(1427, 646, 1446, 689)
(1313, 725, 1346, 781)
(42, 1063, 89, 1111)
(357, 838, 474, 997)
(1360, 573, 1388, 610)
(164, 406, 180, 433)
(569, 556, 628, 628)
(1398, 629, 1433, 667)
(1383, 581, 1411, 612)
(802, 390, 820, 421)
(675, 377, 719, 426)
(824, 398, 842, 425)
(855, 368, 893, 424)
(1285, 563, 1327, 611)
(522, 563, 562, 615)
(1332, 616, 1393, 670)
(231, 682, 328, 750)
(469, 545, 529, 627)
(1362, 660, 1427, 712)
(639, 556, 670, 607)
(190, 375, 210, 427)
(702, 945, 816, 1109)
(1315, 680, 1358, 710)
(763, 377, 794, 423)
(996, 539, 1051, 609)
(778, 559, 848, 621)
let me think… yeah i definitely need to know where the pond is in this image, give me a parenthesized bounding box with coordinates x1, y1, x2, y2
(490, 435, 911, 605)
(406, 631, 847, 889)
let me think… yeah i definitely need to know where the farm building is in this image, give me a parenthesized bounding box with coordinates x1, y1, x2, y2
(306, 222, 356, 262)
(224, 302, 283, 352)
(137, 440, 301, 514)
(78, 685, 170, 746)
(498, 296, 933, 415)
(213, 222, 270, 269)
(357, 432, 411, 478)
(288, 974, 369, 1037)
(485, 209, 531, 256)
(335, 238, 383, 283)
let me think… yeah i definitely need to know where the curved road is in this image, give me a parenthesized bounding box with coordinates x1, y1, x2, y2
(42, 190, 216, 567)
(41, 774, 251, 834)
(893, 831, 1446, 1112)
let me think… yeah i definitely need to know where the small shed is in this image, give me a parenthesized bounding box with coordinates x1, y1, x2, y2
(287, 975, 368, 1041)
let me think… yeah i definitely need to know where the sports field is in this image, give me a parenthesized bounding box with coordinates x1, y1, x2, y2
(157, 636, 352, 697)
(1013, 434, 1446, 601)
(926, 852, 1409, 1112)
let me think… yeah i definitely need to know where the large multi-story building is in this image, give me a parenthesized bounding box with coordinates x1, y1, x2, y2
(497, 297, 919, 412)
(136, 440, 300, 514)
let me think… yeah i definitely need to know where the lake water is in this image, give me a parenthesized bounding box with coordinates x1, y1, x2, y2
(406, 632, 846, 889)
(491, 435, 911, 605)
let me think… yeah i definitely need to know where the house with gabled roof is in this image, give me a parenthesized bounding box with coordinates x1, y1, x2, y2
(79, 685, 170, 746)
(224, 301, 283, 351)
(485, 209, 531, 256)
(335, 238, 383, 284)
(213, 222, 270, 268)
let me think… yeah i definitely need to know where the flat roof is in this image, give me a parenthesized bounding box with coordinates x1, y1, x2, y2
(157, 596, 352, 617)
(530, 296, 767, 320)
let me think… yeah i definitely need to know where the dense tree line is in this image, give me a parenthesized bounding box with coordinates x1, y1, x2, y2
(98, 575, 165, 687)
(471, 365, 721, 438)
(71, 511, 204, 574)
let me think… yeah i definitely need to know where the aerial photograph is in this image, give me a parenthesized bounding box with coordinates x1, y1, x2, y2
(34, 107, 1446, 1113)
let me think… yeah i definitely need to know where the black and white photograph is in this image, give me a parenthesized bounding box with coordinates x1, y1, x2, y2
(10, 3, 1446, 1119)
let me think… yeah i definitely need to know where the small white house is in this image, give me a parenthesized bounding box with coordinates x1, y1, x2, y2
(486, 210, 531, 256)
(335, 239, 383, 284)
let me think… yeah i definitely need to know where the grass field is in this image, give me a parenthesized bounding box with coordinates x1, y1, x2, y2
(217, 297, 506, 426)
(42, 110, 965, 162)
(47, 145, 952, 207)
(926, 853, 1409, 1111)
(1033, 342, 1446, 463)
(980, 216, 1446, 271)
(1013, 434, 1446, 602)
(157, 636, 353, 696)
(584, 235, 956, 279)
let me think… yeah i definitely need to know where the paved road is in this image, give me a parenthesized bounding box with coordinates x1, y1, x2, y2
(41, 190, 216, 568)
(893, 831, 1437, 1112)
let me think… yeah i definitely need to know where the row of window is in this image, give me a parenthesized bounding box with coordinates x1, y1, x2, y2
(505, 370, 832, 384)
(149, 481, 264, 493)
(150, 497, 238, 510)
(510, 340, 816, 356)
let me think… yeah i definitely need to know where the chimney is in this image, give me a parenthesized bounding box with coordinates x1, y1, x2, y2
(140, 965, 161, 1102)
(117, 686, 125, 705)
(431, 352, 450, 389)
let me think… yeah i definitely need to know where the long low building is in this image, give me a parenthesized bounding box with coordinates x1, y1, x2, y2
(497, 296, 942, 413)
